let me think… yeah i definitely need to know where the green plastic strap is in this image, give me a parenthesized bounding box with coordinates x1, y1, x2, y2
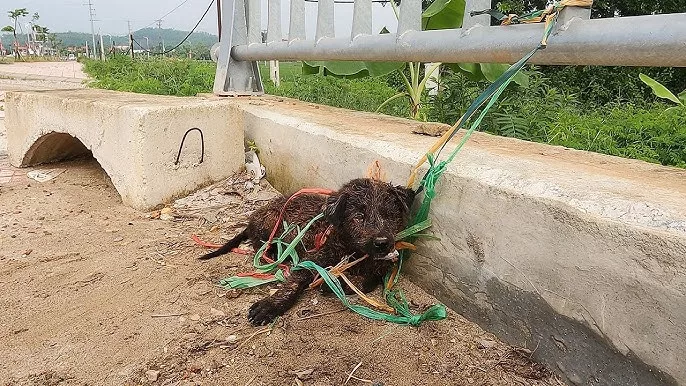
(296, 260, 447, 326)
(219, 269, 286, 289)
(251, 213, 325, 272)
(395, 219, 432, 241)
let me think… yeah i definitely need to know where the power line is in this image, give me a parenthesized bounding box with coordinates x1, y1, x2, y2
(132, 0, 215, 56)
(138, 0, 193, 31)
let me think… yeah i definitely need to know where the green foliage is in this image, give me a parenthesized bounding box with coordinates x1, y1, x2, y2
(302, 61, 405, 78)
(495, 0, 684, 18)
(537, 66, 685, 108)
(82, 56, 215, 96)
(422, 0, 465, 30)
(639, 73, 684, 107)
(427, 68, 686, 168)
(262, 63, 409, 116)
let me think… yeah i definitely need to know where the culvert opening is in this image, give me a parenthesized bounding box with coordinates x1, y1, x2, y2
(22, 132, 93, 166)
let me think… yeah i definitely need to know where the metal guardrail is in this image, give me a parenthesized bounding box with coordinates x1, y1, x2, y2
(212, 0, 686, 96)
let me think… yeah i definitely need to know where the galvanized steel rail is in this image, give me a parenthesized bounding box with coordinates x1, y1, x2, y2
(212, 0, 686, 96)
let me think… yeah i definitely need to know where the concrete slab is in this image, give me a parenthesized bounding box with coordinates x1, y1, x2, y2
(226, 96, 685, 386)
(5, 89, 244, 209)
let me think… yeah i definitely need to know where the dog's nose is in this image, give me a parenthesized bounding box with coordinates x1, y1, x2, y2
(373, 237, 392, 251)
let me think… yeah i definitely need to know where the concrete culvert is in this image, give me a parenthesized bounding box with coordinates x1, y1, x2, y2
(21, 132, 92, 166)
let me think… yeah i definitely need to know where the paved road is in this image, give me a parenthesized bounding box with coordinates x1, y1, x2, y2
(0, 61, 86, 177)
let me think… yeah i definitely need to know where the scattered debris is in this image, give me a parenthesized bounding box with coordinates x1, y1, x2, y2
(245, 150, 266, 184)
(345, 362, 371, 385)
(22, 249, 33, 257)
(145, 369, 160, 382)
(210, 307, 226, 317)
(479, 339, 498, 350)
(151, 313, 187, 318)
(189, 314, 201, 321)
(288, 368, 314, 380)
(297, 308, 347, 321)
(172, 171, 280, 225)
(27, 168, 66, 183)
(159, 207, 174, 221)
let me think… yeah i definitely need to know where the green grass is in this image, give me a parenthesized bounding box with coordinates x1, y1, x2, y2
(83, 57, 686, 168)
(259, 61, 408, 116)
(83, 56, 215, 96)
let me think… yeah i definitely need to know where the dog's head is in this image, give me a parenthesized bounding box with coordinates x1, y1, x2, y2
(324, 178, 416, 260)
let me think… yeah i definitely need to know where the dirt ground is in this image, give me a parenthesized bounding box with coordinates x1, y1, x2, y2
(0, 63, 563, 386)
(0, 156, 565, 386)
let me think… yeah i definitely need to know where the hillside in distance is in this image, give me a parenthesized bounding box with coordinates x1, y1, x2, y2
(2, 27, 218, 48)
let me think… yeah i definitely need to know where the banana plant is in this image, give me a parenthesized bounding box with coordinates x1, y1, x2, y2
(639, 73, 686, 111)
(376, 61, 441, 120)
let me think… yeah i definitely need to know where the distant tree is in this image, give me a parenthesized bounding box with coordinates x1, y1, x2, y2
(176, 42, 211, 60)
(496, 0, 684, 18)
(4, 8, 29, 58)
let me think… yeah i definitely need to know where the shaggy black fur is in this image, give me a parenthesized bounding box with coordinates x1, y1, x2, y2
(199, 178, 416, 325)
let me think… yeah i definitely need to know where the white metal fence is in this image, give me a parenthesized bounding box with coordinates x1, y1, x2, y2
(211, 0, 686, 95)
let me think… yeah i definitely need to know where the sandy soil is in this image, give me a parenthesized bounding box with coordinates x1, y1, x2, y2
(0, 62, 563, 386)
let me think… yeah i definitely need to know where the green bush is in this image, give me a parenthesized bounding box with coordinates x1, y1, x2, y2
(538, 66, 686, 108)
(427, 69, 686, 168)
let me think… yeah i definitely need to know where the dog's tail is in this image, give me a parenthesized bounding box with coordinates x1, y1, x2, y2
(198, 229, 249, 260)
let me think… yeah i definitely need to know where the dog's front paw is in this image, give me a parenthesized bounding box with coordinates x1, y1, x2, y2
(247, 298, 282, 326)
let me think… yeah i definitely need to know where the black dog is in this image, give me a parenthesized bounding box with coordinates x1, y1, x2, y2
(200, 178, 416, 325)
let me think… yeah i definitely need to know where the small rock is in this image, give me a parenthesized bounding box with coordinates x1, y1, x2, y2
(160, 207, 173, 215)
(210, 307, 225, 317)
(182, 332, 198, 340)
(225, 335, 238, 343)
(159, 213, 174, 221)
(189, 314, 201, 321)
(113, 237, 124, 242)
(478, 339, 498, 349)
(22, 249, 33, 257)
(145, 370, 160, 382)
(289, 369, 314, 379)
(412, 122, 452, 137)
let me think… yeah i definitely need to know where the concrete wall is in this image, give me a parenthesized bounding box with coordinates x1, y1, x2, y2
(6, 89, 244, 210)
(229, 97, 685, 386)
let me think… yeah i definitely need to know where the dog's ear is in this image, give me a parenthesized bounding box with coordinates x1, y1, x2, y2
(392, 185, 417, 213)
(324, 192, 347, 226)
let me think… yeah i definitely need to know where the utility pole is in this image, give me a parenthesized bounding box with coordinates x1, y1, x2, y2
(127, 20, 134, 59)
(99, 29, 105, 60)
(86, 0, 97, 59)
(155, 19, 165, 55)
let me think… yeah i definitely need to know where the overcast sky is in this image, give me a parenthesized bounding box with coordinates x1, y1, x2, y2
(2, 0, 398, 38)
